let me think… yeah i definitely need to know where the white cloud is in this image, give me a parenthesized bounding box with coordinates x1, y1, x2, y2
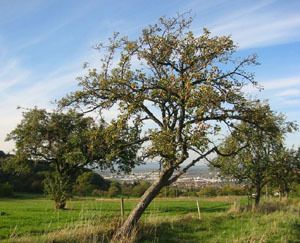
(208, 1, 300, 48)
(277, 89, 300, 97)
(0, 61, 84, 152)
(242, 76, 300, 94)
(262, 77, 300, 90)
(0, 58, 31, 93)
(282, 99, 300, 106)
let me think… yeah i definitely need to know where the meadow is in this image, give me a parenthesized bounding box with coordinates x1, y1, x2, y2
(0, 195, 299, 242)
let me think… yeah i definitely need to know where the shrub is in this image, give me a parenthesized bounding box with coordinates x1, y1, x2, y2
(73, 171, 109, 196)
(198, 186, 219, 197)
(131, 181, 151, 197)
(107, 181, 121, 197)
(0, 182, 14, 197)
(290, 184, 300, 197)
(121, 182, 135, 197)
(219, 184, 246, 196)
(91, 189, 107, 197)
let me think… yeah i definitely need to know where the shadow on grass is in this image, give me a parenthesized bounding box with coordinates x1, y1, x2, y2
(0, 211, 9, 216)
(138, 215, 230, 243)
(148, 204, 229, 215)
(200, 204, 229, 213)
(290, 222, 300, 242)
(13, 193, 44, 199)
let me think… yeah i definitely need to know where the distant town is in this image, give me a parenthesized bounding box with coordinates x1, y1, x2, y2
(101, 163, 221, 187)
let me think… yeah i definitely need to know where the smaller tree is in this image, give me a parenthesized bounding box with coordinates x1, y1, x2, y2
(43, 172, 70, 209)
(6, 108, 141, 209)
(212, 111, 297, 207)
(271, 147, 300, 198)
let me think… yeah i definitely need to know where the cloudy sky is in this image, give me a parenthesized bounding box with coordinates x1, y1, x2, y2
(0, 0, 299, 152)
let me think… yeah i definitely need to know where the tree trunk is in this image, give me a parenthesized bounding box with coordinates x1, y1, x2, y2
(112, 169, 173, 242)
(254, 185, 261, 208)
(284, 182, 289, 200)
(55, 199, 66, 209)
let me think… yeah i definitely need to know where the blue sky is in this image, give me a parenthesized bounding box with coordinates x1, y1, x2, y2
(0, 0, 300, 152)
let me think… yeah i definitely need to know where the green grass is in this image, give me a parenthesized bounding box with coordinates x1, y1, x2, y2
(0, 195, 299, 242)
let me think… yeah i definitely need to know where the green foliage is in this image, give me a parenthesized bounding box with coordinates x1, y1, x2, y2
(270, 147, 300, 196)
(43, 173, 71, 209)
(198, 185, 246, 197)
(290, 184, 300, 197)
(0, 151, 50, 194)
(158, 186, 184, 197)
(73, 171, 109, 196)
(130, 181, 151, 197)
(6, 109, 99, 174)
(6, 108, 138, 208)
(198, 186, 219, 197)
(6, 107, 142, 183)
(107, 181, 122, 197)
(100, 181, 152, 198)
(219, 184, 246, 196)
(212, 112, 297, 206)
(0, 182, 14, 197)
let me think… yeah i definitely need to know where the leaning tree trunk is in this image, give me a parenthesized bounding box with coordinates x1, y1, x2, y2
(112, 169, 173, 242)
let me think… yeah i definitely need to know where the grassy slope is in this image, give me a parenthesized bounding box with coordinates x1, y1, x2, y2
(0, 195, 299, 242)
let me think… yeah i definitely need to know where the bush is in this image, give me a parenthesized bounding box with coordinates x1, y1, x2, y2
(0, 183, 14, 197)
(198, 186, 219, 197)
(219, 184, 246, 196)
(107, 181, 121, 197)
(30, 179, 44, 193)
(290, 184, 300, 197)
(73, 171, 109, 196)
(131, 181, 151, 197)
(158, 186, 185, 197)
(198, 184, 246, 197)
(91, 189, 108, 197)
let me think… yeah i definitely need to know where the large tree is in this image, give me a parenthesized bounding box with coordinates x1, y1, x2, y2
(7, 108, 140, 208)
(60, 14, 274, 239)
(212, 112, 297, 207)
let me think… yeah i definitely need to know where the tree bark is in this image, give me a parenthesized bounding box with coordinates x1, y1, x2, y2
(112, 169, 173, 242)
(254, 185, 261, 208)
(55, 199, 66, 209)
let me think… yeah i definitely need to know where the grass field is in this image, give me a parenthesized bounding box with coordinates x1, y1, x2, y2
(0, 195, 299, 242)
